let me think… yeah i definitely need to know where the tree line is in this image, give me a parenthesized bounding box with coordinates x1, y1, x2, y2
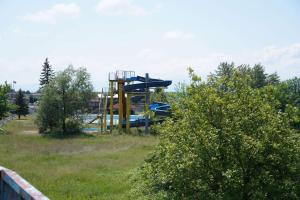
(0, 58, 54, 121)
(0, 58, 94, 132)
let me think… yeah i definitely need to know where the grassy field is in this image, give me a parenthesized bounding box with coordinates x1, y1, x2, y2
(0, 116, 158, 199)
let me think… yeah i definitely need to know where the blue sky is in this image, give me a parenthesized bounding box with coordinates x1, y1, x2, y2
(0, 0, 300, 91)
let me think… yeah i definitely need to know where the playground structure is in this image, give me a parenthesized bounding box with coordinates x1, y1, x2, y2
(96, 70, 172, 134)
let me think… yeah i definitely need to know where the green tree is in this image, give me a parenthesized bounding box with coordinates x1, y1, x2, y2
(0, 82, 11, 119)
(266, 72, 280, 85)
(39, 58, 54, 88)
(250, 64, 267, 88)
(212, 63, 279, 89)
(14, 89, 29, 119)
(215, 62, 235, 78)
(151, 88, 168, 103)
(36, 66, 93, 134)
(132, 69, 300, 200)
(274, 77, 300, 130)
(29, 95, 38, 104)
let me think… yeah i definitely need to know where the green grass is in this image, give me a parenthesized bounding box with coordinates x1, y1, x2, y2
(0, 117, 158, 199)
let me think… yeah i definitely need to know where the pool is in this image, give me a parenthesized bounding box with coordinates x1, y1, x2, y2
(81, 114, 144, 125)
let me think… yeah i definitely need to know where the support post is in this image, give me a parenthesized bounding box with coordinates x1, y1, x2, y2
(126, 93, 131, 134)
(118, 81, 124, 133)
(100, 88, 103, 133)
(98, 90, 101, 134)
(103, 92, 107, 132)
(109, 81, 114, 133)
(145, 73, 150, 134)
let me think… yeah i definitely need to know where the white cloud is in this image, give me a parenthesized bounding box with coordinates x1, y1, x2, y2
(154, 3, 163, 10)
(163, 30, 195, 40)
(135, 43, 300, 85)
(254, 43, 300, 78)
(137, 48, 161, 60)
(19, 3, 80, 23)
(12, 27, 22, 34)
(257, 43, 300, 65)
(1, 43, 300, 91)
(96, 0, 149, 16)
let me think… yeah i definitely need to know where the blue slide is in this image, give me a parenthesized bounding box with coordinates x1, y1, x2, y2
(121, 76, 172, 127)
(124, 75, 172, 116)
(124, 76, 172, 93)
(149, 102, 171, 116)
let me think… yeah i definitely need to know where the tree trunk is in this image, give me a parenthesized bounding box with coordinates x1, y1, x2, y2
(62, 118, 66, 133)
(62, 88, 66, 134)
(18, 114, 20, 120)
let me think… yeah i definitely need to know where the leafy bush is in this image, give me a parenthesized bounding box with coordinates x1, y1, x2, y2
(131, 68, 300, 200)
(65, 118, 82, 134)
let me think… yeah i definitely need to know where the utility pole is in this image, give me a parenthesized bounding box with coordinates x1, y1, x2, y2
(103, 90, 107, 132)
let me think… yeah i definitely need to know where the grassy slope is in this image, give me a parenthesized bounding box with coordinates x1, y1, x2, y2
(0, 117, 158, 199)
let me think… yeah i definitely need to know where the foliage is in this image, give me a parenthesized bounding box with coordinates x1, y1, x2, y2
(151, 88, 168, 103)
(132, 68, 300, 199)
(39, 58, 54, 89)
(29, 95, 38, 103)
(168, 82, 188, 107)
(65, 118, 83, 134)
(0, 82, 11, 119)
(211, 62, 280, 89)
(36, 66, 93, 134)
(14, 89, 29, 119)
(0, 127, 5, 134)
(274, 77, 300, 130)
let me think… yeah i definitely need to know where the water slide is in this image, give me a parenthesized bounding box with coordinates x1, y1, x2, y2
(122, 76, 172, 126)
(124, 76, 172, 116)
(149, 102, 171, 116)
(124, 76, 172, 93)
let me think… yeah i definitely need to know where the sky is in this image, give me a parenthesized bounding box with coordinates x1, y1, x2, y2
(0, 0, 300, 91)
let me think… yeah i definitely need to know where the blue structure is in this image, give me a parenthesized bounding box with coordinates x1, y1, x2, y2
(124, 74, 172, 131)
(124, 76, 172, 93)
(107, 71, 172, 133)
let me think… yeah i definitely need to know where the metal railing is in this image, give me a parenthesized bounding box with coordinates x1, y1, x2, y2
(0, 166, 49, 200)
(109, 70, 135, 81)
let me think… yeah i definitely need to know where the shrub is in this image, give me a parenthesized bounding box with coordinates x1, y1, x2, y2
(65, 118, 82, 134)
(132, 69, 300, 200)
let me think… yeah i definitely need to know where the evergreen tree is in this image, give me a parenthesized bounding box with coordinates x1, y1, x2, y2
(266, 72, 280, 85)
(213, 62, 235, 79)
(251, 64, 267, 88)
(15, 89, 29, 119)
(39, 58, 54, 88)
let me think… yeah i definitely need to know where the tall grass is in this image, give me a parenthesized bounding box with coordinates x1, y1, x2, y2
(0, 117, 158, 199)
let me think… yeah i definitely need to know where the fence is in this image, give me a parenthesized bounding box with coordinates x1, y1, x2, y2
(0, 115, 16, 127)
(0, 166, 49, 200)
